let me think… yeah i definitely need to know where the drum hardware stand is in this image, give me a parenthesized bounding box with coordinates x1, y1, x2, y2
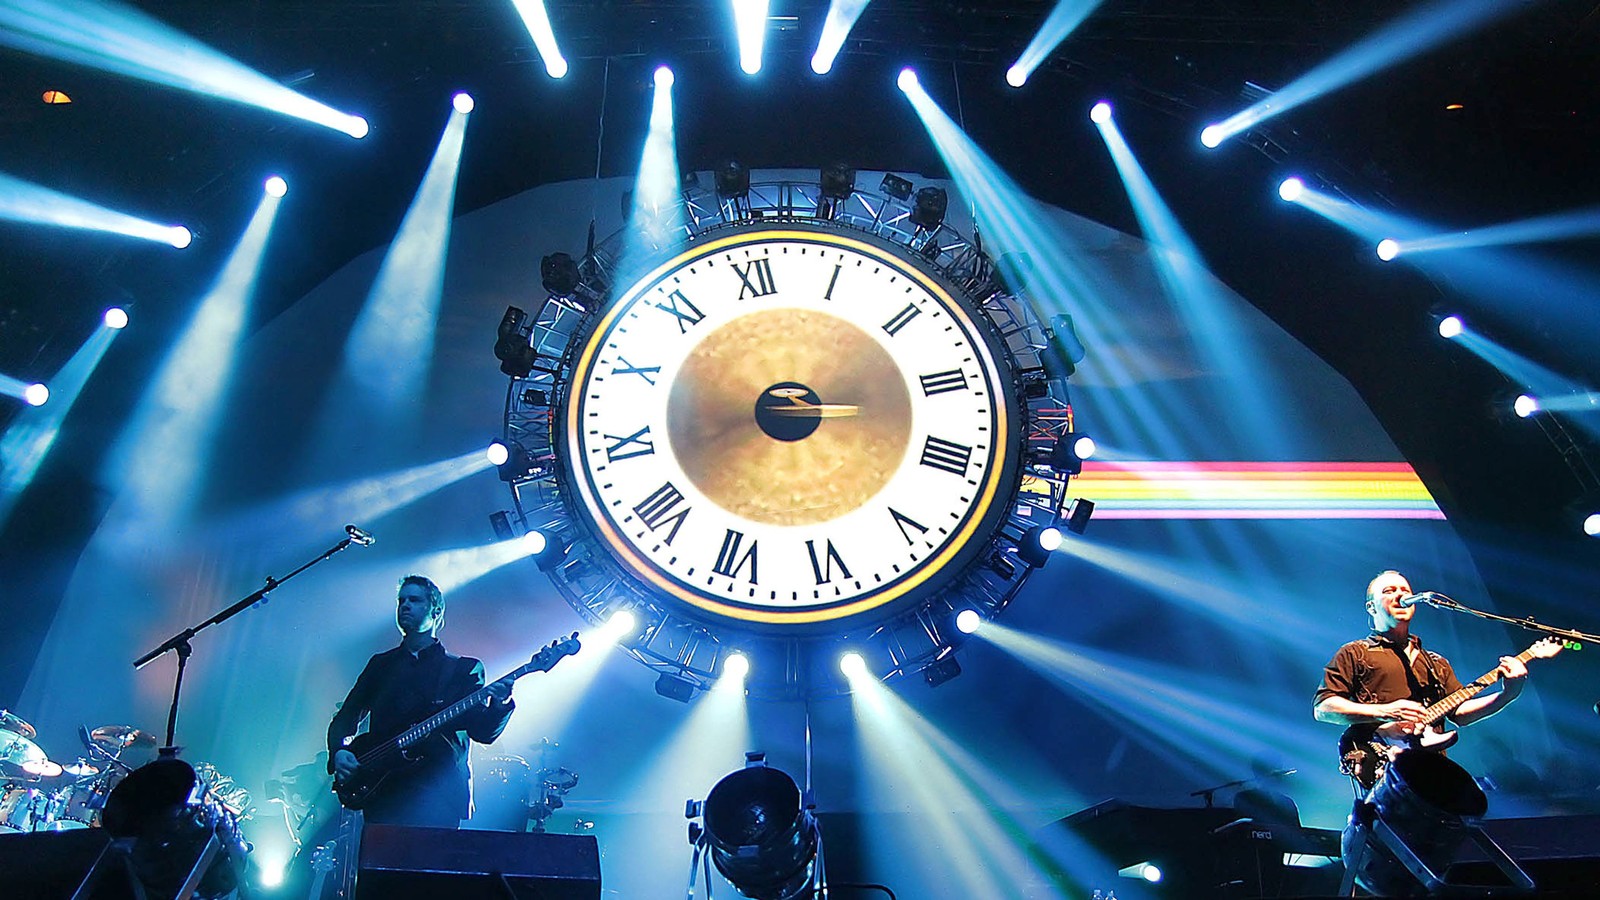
(71, 832, 222, 900)
(132, 525, 374, 755)
(1338, 799, 1533, 897)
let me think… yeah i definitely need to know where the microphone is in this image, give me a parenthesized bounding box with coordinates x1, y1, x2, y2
(344, 524, 376, 546)
(1398, 591, 1438, 608)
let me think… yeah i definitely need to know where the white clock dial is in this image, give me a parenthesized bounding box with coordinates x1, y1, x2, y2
(563, 225, 1015, 627)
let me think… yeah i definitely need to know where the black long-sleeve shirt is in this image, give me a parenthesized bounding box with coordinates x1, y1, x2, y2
(327, 639, 513, 827)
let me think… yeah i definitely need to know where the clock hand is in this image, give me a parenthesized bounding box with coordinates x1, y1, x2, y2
(765, 386, 860, 419)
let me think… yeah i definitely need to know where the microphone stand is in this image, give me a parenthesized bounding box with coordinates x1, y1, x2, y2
(1417, 593, 1600, 645)
(133, 530, 366, 757)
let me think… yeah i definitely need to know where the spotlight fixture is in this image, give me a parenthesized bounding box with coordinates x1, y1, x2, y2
(909, 186, 948, 231)
(541, 253, 582, 298)
(655, 671, 697, 703)
(1278, 177, 1305, 202)
(994, 251, 1033, 294)
(897, 68, 918, 92)
(1437, 315, 1464, 339)
(722, 653, 750, 681)
(452, 92, 475, 114)
(922, 655, 961, 688)
(608, 609, 639, 638)
(1040, 313, 1086, 380)
(1585, 513, 1600, 537)
(486, 441, 511, 466)
(103, 307, 129, 329)
(168, 226, 193, 249)
(1065, 497, 1096, 535)
(954, 609, 981, 634)
(264, 176, 287, 198)
(1089, 101, 1112, 124)
(1049, 431, 1095, 474)
(495, 442, 539, 482)
(1005, 65, 1026, 88)
(521, 530, 548, 555)
(838, 652, 867, 679)
(654, 66, 675, 89)
(1513, 394, 1540, 418)
(1201, 124, 1224, 148)
(714, 160, 751, 200)
(1017, 525, 1062, 568)
(22, 383, 48, 407)
(879, 173, 913, 201)
(494, 306, 538, 377)
(692, 754, 822, 900)
(489, 510, 516, 541)
(819, 163, 856, 201)
(1376, 238, 1400, 261)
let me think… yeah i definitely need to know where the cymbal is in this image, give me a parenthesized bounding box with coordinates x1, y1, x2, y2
(62, 760, 99, 776)
(0, 727, 47, 766)
(88, 725, 156, 751)
(21, 759, 62, 778)
(0, 710, 36, 739)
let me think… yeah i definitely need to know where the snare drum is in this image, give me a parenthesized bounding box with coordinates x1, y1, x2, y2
(47, 777, 113, 830)
(0, 784, 49, 832)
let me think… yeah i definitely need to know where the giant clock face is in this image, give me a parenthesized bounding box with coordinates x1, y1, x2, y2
(561, 223, 1018, 630)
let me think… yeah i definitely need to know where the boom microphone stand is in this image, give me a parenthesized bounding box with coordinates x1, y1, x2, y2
(1410, 592, 1600, 645)
(132, 524, 376, 756)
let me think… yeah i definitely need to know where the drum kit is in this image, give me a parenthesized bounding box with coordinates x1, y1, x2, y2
(0, 709, 251, 839)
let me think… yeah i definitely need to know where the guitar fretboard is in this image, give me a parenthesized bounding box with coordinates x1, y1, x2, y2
(1420, 645, 1542, 725)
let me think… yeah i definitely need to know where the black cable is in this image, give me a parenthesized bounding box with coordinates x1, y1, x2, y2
(826, 883, 897, 899)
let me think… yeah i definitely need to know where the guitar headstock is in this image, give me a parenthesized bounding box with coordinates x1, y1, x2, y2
(527, 632, 581, 672)
(1529, 636, 1573, 659)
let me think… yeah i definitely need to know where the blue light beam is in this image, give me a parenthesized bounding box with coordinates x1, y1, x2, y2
(1201, 0, 1526, 147)
(811, 0, 872, 75)
(1389, 205, 1600, 256)
(732, 0, 770, 75)
(0, 0, 368, 137)
(0, 321, 121, 525)
(336, 103, 470, 430)
(0, 169, 190, 247)
(617, 68, 685, 279)
(1006, 0, 1104, 88)
(510, 0, 569, 78)
(102, 191, 283, 538)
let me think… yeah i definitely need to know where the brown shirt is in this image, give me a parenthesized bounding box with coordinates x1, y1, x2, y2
(1315, 633, 1464, 711)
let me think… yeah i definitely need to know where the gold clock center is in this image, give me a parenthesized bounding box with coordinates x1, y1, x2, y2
(667, 308, 912, 526)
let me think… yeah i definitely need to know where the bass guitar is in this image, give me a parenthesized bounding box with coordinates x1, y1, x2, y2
(335, 633, 580, 809)
(1338, 637, 1567, 789)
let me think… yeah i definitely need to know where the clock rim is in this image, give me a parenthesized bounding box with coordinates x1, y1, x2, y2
(557, 219, 1025, 634)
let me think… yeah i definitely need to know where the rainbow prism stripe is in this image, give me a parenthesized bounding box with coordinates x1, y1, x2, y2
(1038, 461, 1444, 520)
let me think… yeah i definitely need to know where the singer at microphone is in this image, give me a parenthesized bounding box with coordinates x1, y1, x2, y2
(1396, 591, 1437, 608)
(345, 525, 376, 546)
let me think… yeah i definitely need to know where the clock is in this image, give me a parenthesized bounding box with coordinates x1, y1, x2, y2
(498, 173, 1077, 695)
(559, 222, 1019, 631)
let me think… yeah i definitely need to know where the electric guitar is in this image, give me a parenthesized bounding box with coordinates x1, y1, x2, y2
(334, 633, 580, 810)
(1338, 637, 1567, 789)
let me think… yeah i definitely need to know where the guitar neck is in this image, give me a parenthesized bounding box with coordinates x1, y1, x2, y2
(375, 661, 537, 759)
(1421, 646, 1539, 725)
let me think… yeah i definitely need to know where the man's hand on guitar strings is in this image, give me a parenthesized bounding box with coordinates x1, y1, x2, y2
(1375, 699, 1428, 724)
(486, 679, 514, 707)
(333, 749, 359, 782)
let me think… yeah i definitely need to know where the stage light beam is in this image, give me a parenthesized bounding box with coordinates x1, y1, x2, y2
(733, 0, 770, 75)
(0, 0, 370, 137)
(510, 0, 569, 78)
(1006, 0, 1103, 88)
(811, 0, 871, 75)
(722, 652, 749, 681)
(0, 170, 192, 248)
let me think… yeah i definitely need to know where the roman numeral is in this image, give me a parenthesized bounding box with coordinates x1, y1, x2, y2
(633, 482, 690, 545)
(919, 436, 972, 476)
(805, 539, 853, 585)
(823, 264, 842, 301)
(713, 529, 759, 583)
(603, 426, 655, 462)
(611, 356, 660, 385)
(919, 369, 968, 396)
(889, 508, 930, 545)
(654, 289, 705, 333)
(882, 303, 922, 336)
(733, 258, 777, 299)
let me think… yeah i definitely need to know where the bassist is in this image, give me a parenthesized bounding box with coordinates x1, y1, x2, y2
(328, 574, 515, 827)
(1313, 570, 1527, 788)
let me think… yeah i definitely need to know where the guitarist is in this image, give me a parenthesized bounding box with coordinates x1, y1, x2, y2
(1313, 570, 1528, 787)
(327, 574, 516, 827)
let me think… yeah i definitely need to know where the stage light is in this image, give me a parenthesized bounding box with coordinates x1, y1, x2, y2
(264, 176, 287, 198)
(897, 68, 918, 92)
(486, 441, 510, 466)
(453, 92, 475, 114)
(1050, 432, 1095, 474)
(609, 609, 638, 637)
(489, 510, 516, 541)
(494, 305, 538, 377)
(1141, 863, 1163, 883)
(511, 0, 568, 78)
(22, 383, 48, 407)
(955, 609, 981, 634)
(346, 117, 370, 139)
(1376, 238, 1399, 261)
(1073, 434, 1096, 460)
(655, 671, 697, 703)
(697, 756, 821, 899)
(733, 0, 770, 75)
(1514, 394, 1540, 418)
(1018, 525, 1062, 567)
(1201, 124, 1224, 148)
(541, 253, 581, 298)
(1278, 178, 1305, 202)
(819, 162, 856, 202)
(103, 307, 129, 329)
(715, 159, 751, 199)
(1089, 101, 1112, 124)
(1438, 315, 1464, 339)
(723, 653, 750, 681)
(922, 655, 961, 688)
(879, 173, 914, 201)
(909, 186, 948, 230)
(839, 651, 867, 679)
(168, 226, 193, 249)
(1584, 513, 1600, 537)
(655, 66, 675, 89)
(41, 89, 71, 105)
(1006, 65, 1027, 88)
(522, 530, 548, 555)
(1065, 497, 1096, 535)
